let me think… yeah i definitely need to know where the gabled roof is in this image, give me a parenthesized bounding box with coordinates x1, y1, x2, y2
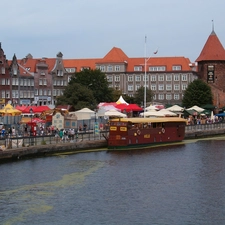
(97, 47, 129, 63)
(196, 30, 225, 62)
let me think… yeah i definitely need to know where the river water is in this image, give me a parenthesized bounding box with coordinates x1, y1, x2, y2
(0, 136, 225, 225)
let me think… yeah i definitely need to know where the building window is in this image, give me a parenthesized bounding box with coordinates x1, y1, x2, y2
(143, 75, 149, 81)
(182, 84, 187, 90)
(166, 75, 172, 81)
(20, 79, 23, 86)
(174, 74, 179, 81)
(24, 79, 27, 86)
(136, 75, 141, 81)
(166, 94, 172, 100)
(182, 74, 187, 81)
(57, 70, 63, 76)
(1, 90, 5, 98)
(135, 84, 141, 90)
(128, 85, 133, 91)
(39, 89, 42, 95)
(166, 84, 172, 90)
(151, 84, 156, 90)
(174, 84, 180, 90)
(174, 94, 180, 100)
(6, 91, 10, 98)
(100, 66, 105, 72)
(158, 94, 164, 100)
(115, 65, 120, 71)
(149, 66, 166, 71)
(172, 65, 181, 70)
(107, 65, 113, 72)
(40, 71, 45, 75)
(35, 89, 38, 95)
(27, 79, 30, 86)
(107, 75, 113, 82)
(134, 66, 142, 71)
(158, 75, 164, 81)
(1, 67, 5, 74)
(43, 79, 47, 85)
(151, 75, 156, 81)
(128, 75, 133, 82)
(159, 84, 164, 91)
(65, 68, 76, 73)
(39, 79, 42, 85)
(115, 76, 120, 82)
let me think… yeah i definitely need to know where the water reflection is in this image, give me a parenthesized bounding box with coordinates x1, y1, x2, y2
(0, 138, 225, 225)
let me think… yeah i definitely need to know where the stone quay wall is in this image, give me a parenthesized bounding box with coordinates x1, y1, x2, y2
(0, 126, 225, 162)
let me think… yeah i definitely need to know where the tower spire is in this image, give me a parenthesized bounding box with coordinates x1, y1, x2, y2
(211, 20, 215, 35)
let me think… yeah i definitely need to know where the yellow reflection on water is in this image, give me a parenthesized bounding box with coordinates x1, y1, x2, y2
(1, 161, 104, 225)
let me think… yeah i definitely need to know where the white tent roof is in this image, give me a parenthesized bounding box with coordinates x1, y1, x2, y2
(140, 111, 165, 117)
(116, 96, 128, 105)
(166, 105, 184, 112)
(159, 109, 178, 116)
(74, 108, 96, 120)
(186, 105, 205, 112)
(104, 109, 127, 118)
(97, 106, 120, 117)
(146, 105, 159, 111)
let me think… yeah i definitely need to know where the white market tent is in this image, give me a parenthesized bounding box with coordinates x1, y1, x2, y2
(145, 105, 159, 111)
(140, 110, 165, 117)
(166, 105, 184, 112)
(97, 106, 120, 117)
(74, 108, 96, 120)
(186, 105, 205, 113)
(104, 109, 127, 118)
(116, 95, 129, 105)
(159, 109, 178, 116)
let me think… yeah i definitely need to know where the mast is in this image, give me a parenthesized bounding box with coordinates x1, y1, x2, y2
(144, 36, 147, 118)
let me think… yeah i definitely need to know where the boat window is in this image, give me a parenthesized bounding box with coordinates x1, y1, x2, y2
(156, 123, 162, 128)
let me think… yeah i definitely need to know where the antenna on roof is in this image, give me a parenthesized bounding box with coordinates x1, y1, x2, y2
(212, 19, 214, 32)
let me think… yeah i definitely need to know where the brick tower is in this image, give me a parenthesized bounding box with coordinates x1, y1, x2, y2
(196, 25, 225, 109)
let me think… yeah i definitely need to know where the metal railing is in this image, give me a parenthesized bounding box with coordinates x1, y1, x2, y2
(185, 122, 225, 132)
(0, 130, 109, 150)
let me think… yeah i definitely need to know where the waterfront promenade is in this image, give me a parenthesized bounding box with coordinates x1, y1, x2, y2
(0, 123, 225, 161)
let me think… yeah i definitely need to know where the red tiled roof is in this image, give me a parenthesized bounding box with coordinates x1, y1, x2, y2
(63, 58, 99, 71)
(9, 48, 193, 73)
(126, 57, 191, 72)
(196, 31, 225, 62)
(97, 47, 129, 63)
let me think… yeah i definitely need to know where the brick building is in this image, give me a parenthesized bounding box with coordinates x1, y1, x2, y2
(196, 28, 225, 109)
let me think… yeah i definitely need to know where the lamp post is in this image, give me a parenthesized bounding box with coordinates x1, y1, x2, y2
(30, 108, 33, 136)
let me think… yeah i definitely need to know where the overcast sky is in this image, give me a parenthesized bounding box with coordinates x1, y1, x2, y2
(1, 0, 225, 62)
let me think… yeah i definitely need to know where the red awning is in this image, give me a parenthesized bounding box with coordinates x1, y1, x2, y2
(115, 104, 143, 112)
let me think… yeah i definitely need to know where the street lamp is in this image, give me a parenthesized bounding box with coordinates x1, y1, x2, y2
(30, 108, 33, 136)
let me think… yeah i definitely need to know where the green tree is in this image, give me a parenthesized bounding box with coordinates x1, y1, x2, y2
(134, 86, 154, 106)
(182, 79, 213, 108)
(69, 69, 113, 104)
(56, 83, 96, 110)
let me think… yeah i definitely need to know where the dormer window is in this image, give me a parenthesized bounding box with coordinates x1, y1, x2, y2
(40, 71, 46, 75)
(81, 67, 90, 71)
(134, 66, 142, 71)
(172, 65, 181, 71)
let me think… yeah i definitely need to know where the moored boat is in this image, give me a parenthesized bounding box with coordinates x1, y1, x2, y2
(108, 117, 187, 149)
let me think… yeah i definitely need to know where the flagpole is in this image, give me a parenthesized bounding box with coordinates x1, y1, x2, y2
(144, 36, 147, 118)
